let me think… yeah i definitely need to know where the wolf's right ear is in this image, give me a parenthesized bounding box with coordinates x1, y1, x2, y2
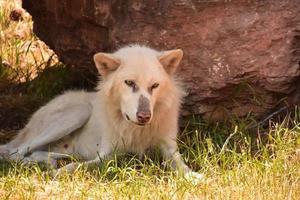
(93, 53, 121, 77)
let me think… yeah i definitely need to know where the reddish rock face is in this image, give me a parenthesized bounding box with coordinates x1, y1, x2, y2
(23, 0, 300, 120)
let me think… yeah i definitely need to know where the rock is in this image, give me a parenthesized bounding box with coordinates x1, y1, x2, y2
(22, 0, 300, 120)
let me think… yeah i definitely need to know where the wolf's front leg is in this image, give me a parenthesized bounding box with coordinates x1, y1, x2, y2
(160, 138, 191, 173)
(53, 148, 112, 177)
(22, 151, 71, 168)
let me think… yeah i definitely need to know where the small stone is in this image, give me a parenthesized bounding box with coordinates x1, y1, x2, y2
(9, 9, 23, 21)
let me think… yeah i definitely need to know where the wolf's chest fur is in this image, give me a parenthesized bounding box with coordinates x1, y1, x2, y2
(115, 122, 160, 153)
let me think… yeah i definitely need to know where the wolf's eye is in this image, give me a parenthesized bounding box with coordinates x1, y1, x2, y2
(124, 80, 135, 87)
(151, 83, 159, 90)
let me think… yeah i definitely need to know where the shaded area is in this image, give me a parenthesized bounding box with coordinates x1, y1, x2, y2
(0, 63, 87, 139)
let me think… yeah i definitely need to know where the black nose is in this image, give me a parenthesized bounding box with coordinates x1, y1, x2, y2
(136, 111, 151, 124)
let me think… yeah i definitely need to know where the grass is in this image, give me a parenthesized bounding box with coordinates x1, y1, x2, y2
(0, 0, 300, 199)
(0, 116, 299, 199)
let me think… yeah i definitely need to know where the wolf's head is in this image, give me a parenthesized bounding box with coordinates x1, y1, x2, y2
(93, 45, 184, 126)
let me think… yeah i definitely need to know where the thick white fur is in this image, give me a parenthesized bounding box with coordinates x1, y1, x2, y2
(0, 45, 191, 176)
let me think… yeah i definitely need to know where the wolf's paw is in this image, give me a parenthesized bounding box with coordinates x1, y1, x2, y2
(51, 163, 79, 179)
(50, 169, 59, 178)
(49, 168, 67, 179)
(184, 171, 205, 185)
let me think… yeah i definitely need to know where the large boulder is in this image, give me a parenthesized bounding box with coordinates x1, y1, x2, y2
(23, 0, 300, 120)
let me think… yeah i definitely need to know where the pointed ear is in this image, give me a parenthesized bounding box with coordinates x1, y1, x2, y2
(93, 53, 121, 77)
(158, 49, 183, 75)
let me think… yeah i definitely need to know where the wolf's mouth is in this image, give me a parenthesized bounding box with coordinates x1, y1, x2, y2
(125, 114, 148, 126)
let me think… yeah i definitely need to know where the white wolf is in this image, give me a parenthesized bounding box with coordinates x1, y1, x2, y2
(0, 45, 198, 177)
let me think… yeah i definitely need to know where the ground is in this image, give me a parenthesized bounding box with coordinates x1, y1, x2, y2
(0, 1, 299, 199)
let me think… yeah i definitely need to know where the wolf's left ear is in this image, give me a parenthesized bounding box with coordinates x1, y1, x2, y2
(93, 53, 121, 77)
(158, 49, 183, 75)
